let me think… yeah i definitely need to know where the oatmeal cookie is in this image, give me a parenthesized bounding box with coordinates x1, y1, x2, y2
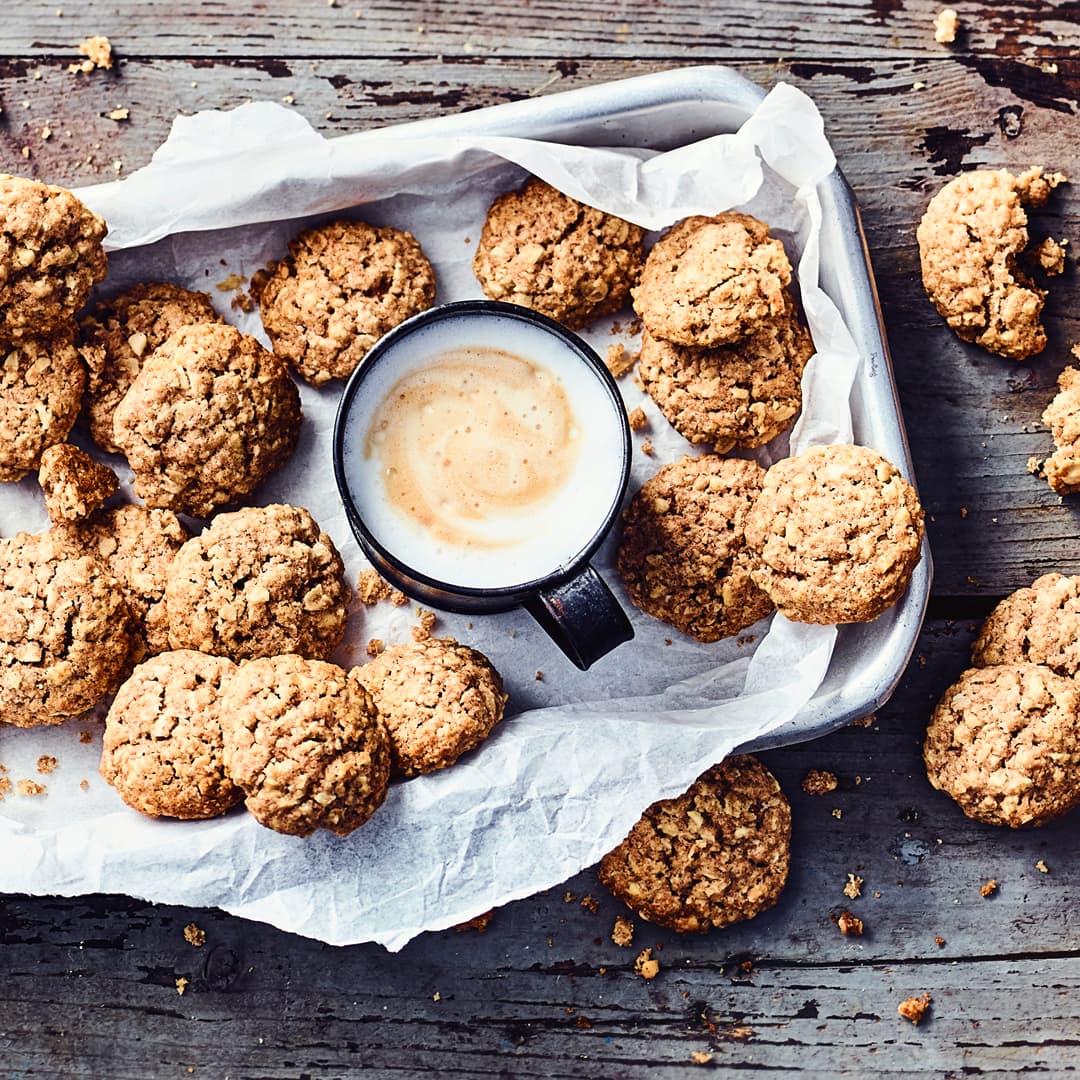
(0, 175, 107, 341)
(473, 178, 644, 330)
(0, 530, 133, 727)
(924, 663, 1080, 828)
(220, 655, 390, 837)
(637, 293, 813, 452)
(259, 219, 435, 386)
(0, 332, 86, 482)
(616, 455, 772, 642)
(632, 213, 792, 348)
(37, 443, 117, 523)
(165, 504, 348, 662)
(56, 504, 190, 662)
(598, 755, 791, 933)
(112, 322, 301, 518)
(744, 443, 925, 624)
(1042, 365, 1080, 494)
(972, 573, 1080, 677)
(100, 650, 242, 820)
(78, 282, 222, 454)
(917, 167, 1063, 360)
(354, 638, 508, 777)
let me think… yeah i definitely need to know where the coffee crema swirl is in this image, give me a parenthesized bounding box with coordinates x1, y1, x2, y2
(365, 346, 582, 550)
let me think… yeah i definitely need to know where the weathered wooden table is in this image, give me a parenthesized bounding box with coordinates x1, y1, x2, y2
(2, 2, 1079, 1076)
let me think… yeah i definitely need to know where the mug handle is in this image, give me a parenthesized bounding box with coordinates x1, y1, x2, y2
(524, 565, 635, 670)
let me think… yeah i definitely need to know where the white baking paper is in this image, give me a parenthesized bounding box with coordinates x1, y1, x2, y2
(0, 82, 864, 950)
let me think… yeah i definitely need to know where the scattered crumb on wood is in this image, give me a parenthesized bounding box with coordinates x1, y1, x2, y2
(935, 936, 946, 947)
(837, 910, 864, 936)
(690, 1051, 714, 1065)
(71, 34, 113, 74)
(563, 891, 576, 903)
(1035, 859, 1049, 874)
(575, 1015, 592, 1030)
(843, 873, 864, 900)
(17, 780, 46, 797)
(898, 992, 932, 1025)
(1035, 236, 1067, 276)
(831, 807, 842, 819)
(535, 670, 544, 682)
(634, 947, 659, 980)
(36, 755, 58, 775)
(411, 608, 437, 642)
(106, 107, 129, 122)
(453, 909, 494, 933)
(580, 894, 599, 914)
(724, 1026, 754, 1041)
(175, 977, 189, 996)
(627, 406, 648, 431)
(605, 342, 635, 378)
(612, 915, 634, 947)
(981, 878, 998, 897)
(933, 8, 958, 43)
(183, 923, 206, 947)
(641, 439, 655, 456)
(802, 769, 837, 796)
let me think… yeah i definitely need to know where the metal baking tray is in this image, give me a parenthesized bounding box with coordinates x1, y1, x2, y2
(378, 65, 931, 751)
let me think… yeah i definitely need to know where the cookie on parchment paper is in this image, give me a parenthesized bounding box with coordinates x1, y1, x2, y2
(164, 503, 349, 663)
(473, 177, 644, 330)
(259, 219, 436, 386)
(632, 212, 792, 348)
(100, 650, 242, 820)
(37, 443, 117, 524)
(598, 755, 792, 934)
(616, 455, 772, 643)
(744, 443, 924, 625)
(78, 281, 222, 454)
(354, 637, 508, 777)
(220, 655, 390, 837)
(924, 662, 1080, 828)
(112, 322, 301, 519)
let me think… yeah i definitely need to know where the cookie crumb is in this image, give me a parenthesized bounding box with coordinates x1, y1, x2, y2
(980, 878, 998, 897)
(36, 755, 58, 775)
(634, 947, 659, 980)
(837, 910, 864, 936)
(627, 406, 648, 432)
(898, 992, 932, 1025)
(79, 731, 93, 744)
(106, 107, 129, 122)
(690, 1051, 714, 1065)
(575, 1015, 592, 1030)
(843, 873, 864, 899)
(75, 34, 113, 71)
(933, 8, 959, 43)
(175, 977, 189, 996)
(0, 777, 10, 800)
(357, 568, 393, 605)
(1035, 237, 1067, 276)
(1028, 456, 1043, 476)
(17, 780, 46, 797)
(935, 936, 946, 947)
(183, 923, 206, 947)
(612, 915, 634, 947)
(726, 1026, 754, 1041)
(453, 910, 494, 933)
(535, 670, 544, 681)
(580, 894, 599, 913)
(1035, 859, 1049, 874)
(564, 891, 576, 903)
(831, 807, 843, 819)
(79, 779, 89, 791)
(605, 343, 635, 379)
(365, 638, 384, 658)
(802, 769, 838, 796)
(640, 439, 655, 456)
(411, 608, 437, 642)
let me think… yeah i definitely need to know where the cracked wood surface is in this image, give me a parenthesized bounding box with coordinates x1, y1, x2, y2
(1, 2, 1079, 1076)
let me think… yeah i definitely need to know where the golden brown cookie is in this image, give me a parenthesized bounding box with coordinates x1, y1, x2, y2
(972, 573, 1080, 677)
(0, 175, 107, 341)
(100, 650, 242, 820)
(632, 213, 792, 348)
(744, 443, 925, 624)
(924, 663, 1080, 828)
(164, 503, 349, 662)
(637, 293, 813, 452)
(917, 167, 1063, 360)
(78, 282, 222, 454)
(259, 219, 436, 386)
(112, 323, 301, 518)
(473, 178, 644, 330)
(1042, 364, 1080, 494)
(0, 332, 86, 482)
(220, 655, 390, 837)
(598, 755, 791, 933)
(0, 530, 133, 727)
(616, 455, 772, 642)
(353, 638, 508, 777)
(37, 443, 117, 524)
(55, 504, 190, 663)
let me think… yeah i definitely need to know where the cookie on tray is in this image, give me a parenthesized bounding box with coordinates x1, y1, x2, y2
(632, 213, 792, 348)
(165, 503, 349, 662)
(78, 282, 222, 454)
(100, 650, 242, 820)
(220, 655, 390, 837)
(0, 175, 108, 341)
(1042, 364, 1080, 495)
(473, 177, 644, 330)
(354, 638, 509, 777)
(971, 573, 1080, 677)
(37, 443, 117, 524)
(744, 443, 925, 624)
(637, 292, 814, 452)
(917, 166, 1064, 360)
(112, 322, 301, 518)
(0, 332, 86, 482)
(924, 663, 1080, 828)
(0, 530, 133, 727)
(598, 755, 791, 933)
(615, 455, 773, 642)
(56, 504, 191, 663)
(259, 219, 436, 386)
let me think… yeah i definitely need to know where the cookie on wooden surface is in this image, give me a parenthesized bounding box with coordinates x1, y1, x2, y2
(598, 755, 791, 933)
(1042, 363, 1080, 494)
(473, 177, 644, 330)
(37, 443, 117, 524)
(259, 219, 436, 386)
(924, 663, 1080, 828)
(744, 443, 924, 624)
(354, 638, 508, 777)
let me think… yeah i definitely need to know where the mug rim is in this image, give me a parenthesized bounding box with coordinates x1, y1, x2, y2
(332, 299, 633, 601)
